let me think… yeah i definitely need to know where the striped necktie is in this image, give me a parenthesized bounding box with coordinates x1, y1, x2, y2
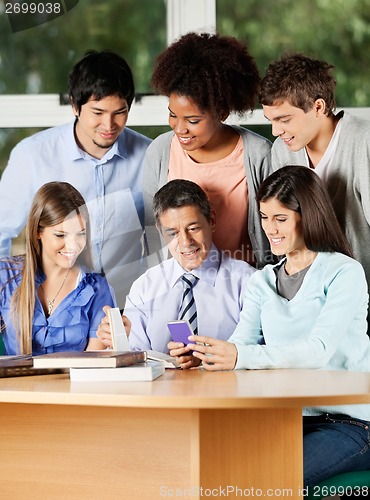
(179, 273, 199, 335)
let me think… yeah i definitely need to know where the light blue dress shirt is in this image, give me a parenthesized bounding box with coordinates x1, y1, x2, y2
(229, 252, 370, 421)
(0, 121, 151, 307)
(126, 244, 255, 352)
(0, 257, 115, 355)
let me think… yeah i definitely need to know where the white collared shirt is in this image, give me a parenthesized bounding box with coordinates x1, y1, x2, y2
(126, 244, 255, 352)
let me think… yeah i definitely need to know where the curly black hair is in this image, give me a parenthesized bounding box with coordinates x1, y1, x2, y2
(151, 32, 260, 118)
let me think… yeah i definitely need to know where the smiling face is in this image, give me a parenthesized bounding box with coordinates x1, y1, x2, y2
(158, 205, 215, 271)
(73, 94, 129, 159)
(259, 197, 307, 258)
(38, 214, 87, 272)
(263, 100, 324, 152)
(168, 93, 223, 155)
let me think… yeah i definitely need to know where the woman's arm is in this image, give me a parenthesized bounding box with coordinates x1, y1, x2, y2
(190, 258, 369, 371)
(232, 259, 368, 370)
(188, 271, 264, 370)
(85, 337, 105, 351)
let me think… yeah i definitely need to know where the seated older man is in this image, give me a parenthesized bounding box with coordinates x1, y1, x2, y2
(97, 179, 255, 369)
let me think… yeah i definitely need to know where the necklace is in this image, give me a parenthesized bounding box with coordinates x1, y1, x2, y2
(40, 268, 71, 316)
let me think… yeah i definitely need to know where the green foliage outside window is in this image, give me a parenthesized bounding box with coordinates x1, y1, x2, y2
(217, 0, 370, 107)
(1, 0, 370, 175)
(0, 0, 166, 173)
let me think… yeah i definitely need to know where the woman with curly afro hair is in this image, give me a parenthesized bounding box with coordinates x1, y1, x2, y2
(143, 32, 273, 268)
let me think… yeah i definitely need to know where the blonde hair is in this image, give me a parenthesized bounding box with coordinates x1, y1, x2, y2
(11, 182, 93, 354)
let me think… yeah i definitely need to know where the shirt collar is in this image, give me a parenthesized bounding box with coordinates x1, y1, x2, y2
(170, 243, 221, 288)
(66, 121, 83, 161)
(68, 120, 127, 163)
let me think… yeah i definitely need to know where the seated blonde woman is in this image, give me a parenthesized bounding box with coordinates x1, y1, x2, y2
(0, 181, 115, 355)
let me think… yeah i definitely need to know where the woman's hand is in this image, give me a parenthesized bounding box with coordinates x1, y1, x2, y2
(97, 305, 131, 349)
(167, 340, 201, 369)
(187, 335, 237, 371)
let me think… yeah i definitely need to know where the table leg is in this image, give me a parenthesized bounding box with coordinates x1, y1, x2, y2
(196, 408, 303, 495)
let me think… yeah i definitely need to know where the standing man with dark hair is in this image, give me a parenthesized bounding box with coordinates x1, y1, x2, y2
(260, 53, 370, 332)
(0, 50, 151, 307)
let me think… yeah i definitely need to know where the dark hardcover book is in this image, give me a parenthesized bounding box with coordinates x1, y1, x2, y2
(0, 355, 33, 367)
(33, 350, 147, 369)
(0, 355, 65, 378)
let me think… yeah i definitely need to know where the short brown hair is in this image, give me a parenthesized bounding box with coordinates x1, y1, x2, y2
(153, 179, 212, 227)
(260, 53, 336, 115)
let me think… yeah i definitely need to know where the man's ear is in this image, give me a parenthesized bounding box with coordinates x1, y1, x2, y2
(210, 210, 216, 232)
(314, 98, 326, 116)
(70, 98, 79, 118)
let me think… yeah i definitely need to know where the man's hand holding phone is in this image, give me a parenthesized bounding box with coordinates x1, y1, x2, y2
(167, 320, 201, 369)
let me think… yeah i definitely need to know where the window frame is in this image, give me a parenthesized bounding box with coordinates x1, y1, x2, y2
(0, 0, 369, 129)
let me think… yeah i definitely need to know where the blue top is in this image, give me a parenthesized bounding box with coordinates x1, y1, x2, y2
(0, 258, 115, 355)
(229, 252, 370, 420)
(0, 121, 151, 308)
(126, 244, 255, 352)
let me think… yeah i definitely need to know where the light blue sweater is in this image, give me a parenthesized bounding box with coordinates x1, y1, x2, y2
(229, 252, 370, 420)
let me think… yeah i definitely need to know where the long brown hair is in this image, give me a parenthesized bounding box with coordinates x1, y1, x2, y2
(11, 182, 93, 354)
(256, 166, 353, 257)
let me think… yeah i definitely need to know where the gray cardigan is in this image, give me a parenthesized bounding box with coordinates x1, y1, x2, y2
(143, 126, 274, 268)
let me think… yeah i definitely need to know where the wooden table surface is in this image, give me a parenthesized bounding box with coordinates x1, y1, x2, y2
(0, 368, 369, 500)
(0, 367, 369, 407)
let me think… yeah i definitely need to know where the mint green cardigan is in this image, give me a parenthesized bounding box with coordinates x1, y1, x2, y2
(230, 252, 370, 420)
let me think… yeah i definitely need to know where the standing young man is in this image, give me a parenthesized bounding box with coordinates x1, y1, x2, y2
(0, 51, 151, 307)
(260, 53, 370, 332)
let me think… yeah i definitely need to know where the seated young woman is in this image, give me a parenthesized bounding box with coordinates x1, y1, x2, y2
(0, 181, 115, 355)
(179, 165, 370, 487)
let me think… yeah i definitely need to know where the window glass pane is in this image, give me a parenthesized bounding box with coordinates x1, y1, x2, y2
(0, 128, 44, 172)
(216, 0, 370, 107)
(0, 1, 166, 174)
(0, 0, 166, 94)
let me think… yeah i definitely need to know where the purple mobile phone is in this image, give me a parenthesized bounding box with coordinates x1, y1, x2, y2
(167, 320, 193, 345)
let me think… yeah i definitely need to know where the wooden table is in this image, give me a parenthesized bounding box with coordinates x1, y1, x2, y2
(0, 368, 370, 499)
